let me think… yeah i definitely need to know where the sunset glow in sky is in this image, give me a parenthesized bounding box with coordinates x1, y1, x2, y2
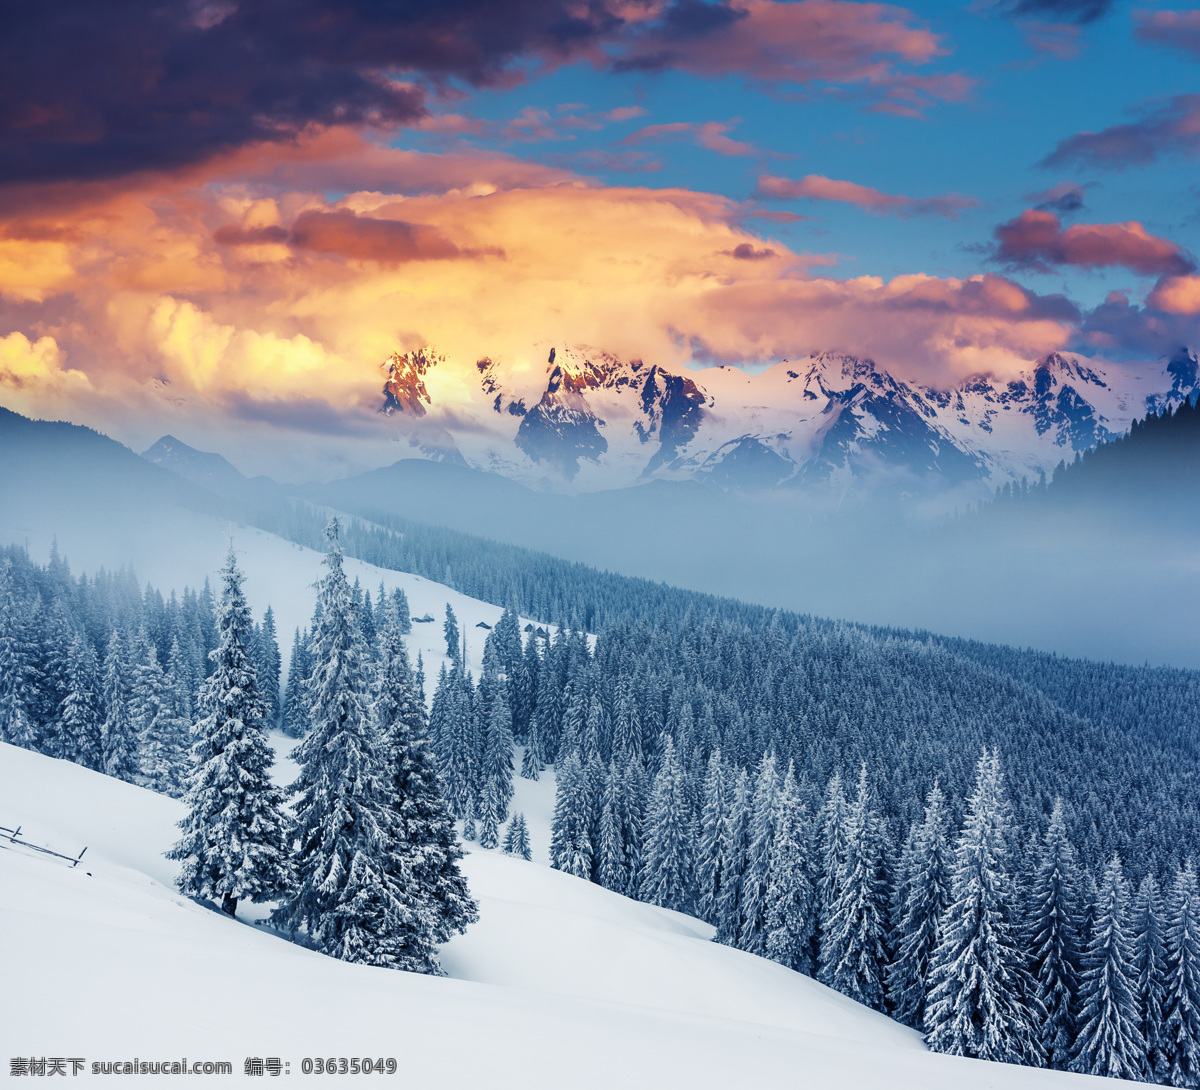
(3, 0, 1200, 475)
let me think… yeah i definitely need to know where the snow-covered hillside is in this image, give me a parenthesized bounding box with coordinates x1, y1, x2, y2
(375, 343, 1200, 495)
(1, 511, 538, 685)
(0, 742, 1117, 1088)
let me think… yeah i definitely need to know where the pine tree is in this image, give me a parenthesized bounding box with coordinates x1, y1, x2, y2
(549, 751, 593, 880)
(134, 641, 188, 796)
(1133, 873, 1170, 1084)
(101, 630, 139, 783)
(715, 767, 751, 946)
(1027, 800, 1083, 1069)
(257, 606, 282, 727)
(764, 761, 817, 975)
(502, 813, 532, 861)
(1071, 854, 1144, 1080)
(639, 737, 694, 914)
(57, 632, 103, 770)
(820, 764, 889, 1011)
(520, 713, 543, 780)
(737, 752, 779, 955)
(167, 549, 290, 917)
(924, 750, 1041, 1065)
(597, 768, 628, 892)
(478, 689, 514, 849)
(371, 596, 478, 972)
(282, 628, 310, 737)
(444, 604, 461, 663)
(888, 783, 953, 1027)
(0, 560, 37, 747)
(274, 521, 435, 967)
(1164, 863, 1200, 1089)
(695, 749, 727, 925)
(816, 771, 850, 984)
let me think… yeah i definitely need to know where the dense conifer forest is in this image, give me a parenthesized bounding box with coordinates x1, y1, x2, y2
(6, 508, 1200, 1080)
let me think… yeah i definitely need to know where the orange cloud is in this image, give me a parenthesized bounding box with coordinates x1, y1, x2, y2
(994, 209, 1195, 277)
(0, 151, 1083, 472)
(756, 173, 978, 218)
(1148, 275, 1200, 315)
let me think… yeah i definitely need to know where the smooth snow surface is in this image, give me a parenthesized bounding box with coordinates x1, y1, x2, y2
(0, 742, 1121, 1088)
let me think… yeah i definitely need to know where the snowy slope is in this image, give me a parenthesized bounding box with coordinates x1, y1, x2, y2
(2, 511, 537, 687)
(0, 742, 1118, 1088)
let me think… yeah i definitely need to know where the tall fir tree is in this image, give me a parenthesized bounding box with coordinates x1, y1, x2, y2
(695, 749, 728, 925)
(101, 629, 139, 783)
(503, 813, 532, 861)
(764, 761, 817, 975)
(370, 596, 478, 973)
(282, 628, 310, 737)
(737, 752, 779, 955)
(1071, 854, 1144, 1080)
(274, 521, 434, 967)
(549, 751, 593, 880)
(0, 559, 37, 747)
(820, 764, 889, 1011)
(639, 736, 695, 914)
(478, 688, 515, 850)
(924, 750, 1042, 1065)
(57, 632, 103, 771)
(1164, 863, 1200, 1089)
(167, 549, 290, 917)
(1133, 873, 1170, 1084)
(888, 783, 953, 1028)
(715, 767, 752, 946)
(817, 771, 851, 983)
(257, 606, 282, 727)
(1027, 800, 1083, 1069)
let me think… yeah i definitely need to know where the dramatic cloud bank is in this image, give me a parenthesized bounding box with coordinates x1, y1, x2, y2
(993, 210, 1196, 276)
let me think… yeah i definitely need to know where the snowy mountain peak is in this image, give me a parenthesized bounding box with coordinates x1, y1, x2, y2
(381, 348, 438, 417)
(371, 344, 1200, 496)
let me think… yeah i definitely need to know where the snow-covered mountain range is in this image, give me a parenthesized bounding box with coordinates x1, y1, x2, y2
(378, 344, 1200, 494)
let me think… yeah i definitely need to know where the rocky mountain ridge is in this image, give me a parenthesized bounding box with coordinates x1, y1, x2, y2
(376, 344, 1200, 495)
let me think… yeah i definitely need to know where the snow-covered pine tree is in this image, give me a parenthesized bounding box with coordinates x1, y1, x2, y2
(478, 688, 515, 850)
(520, 709, 544, 780)
(1133, 873, 1169, 1084)
(134, 641, 188, 796)
(0, 559, 37, 747)
(502, 813, 532, 861)
(549, 751, 593, 880)
(715, 767, 751, 946)
(695, 749, 727, 925)
(1071, 854, 1144, 1080)
(167, 548, 290, 917)
(1164, 862, 1200, 1089)
(101, 629, 139, 783)
(257, 606, 282, 727)
(737, 752, 779, 955)
(616, 756, 647, 896)
(274, 521, 429, 967)
(888, 783, 953, 1028)
(370, 596, 478, 973)
(444, 604, 461, 663)
(282, 628, 310, 737)
(816, 771, 850, 985)
(1026, 800, 1083, 1069)
(764, 761, 817, 974)
(639, 736, 695, 914)
(924, 750, 1041, 1066)
(57, 632, 103, 770)
(597, 766, 628, 892)
(820, 764, 889, 1011)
